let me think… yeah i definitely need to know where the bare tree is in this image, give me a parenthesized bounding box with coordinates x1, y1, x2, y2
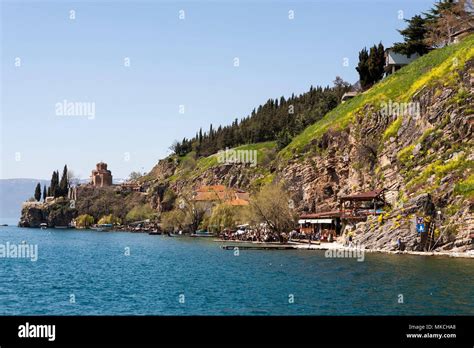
(67, 169, 80, 187)
(249, 183, 297, 240)
(176, 190, 207, 232)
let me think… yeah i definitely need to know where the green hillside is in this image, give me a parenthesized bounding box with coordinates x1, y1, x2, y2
(149, 34, 473, 196)
(280, 34, 474, 160)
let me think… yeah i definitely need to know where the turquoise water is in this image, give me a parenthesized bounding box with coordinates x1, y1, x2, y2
(0, 226, 473, 315)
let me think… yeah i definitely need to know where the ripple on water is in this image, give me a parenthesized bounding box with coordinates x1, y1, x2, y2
(0, 227, 473, 315)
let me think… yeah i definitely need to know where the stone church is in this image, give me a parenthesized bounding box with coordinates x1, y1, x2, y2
(90, 162, 113, 187)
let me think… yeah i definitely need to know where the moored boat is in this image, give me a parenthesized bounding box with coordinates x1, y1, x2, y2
(191, 230, 216, 238)
(91, 223, 113, 232)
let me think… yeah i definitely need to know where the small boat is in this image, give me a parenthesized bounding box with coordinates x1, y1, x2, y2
(91, 224, 113, 232)
(40, 223, 48, 229)
(148, 230, 161, 235)
(191, 230, 216, 238)
(54, 225, 69, 229)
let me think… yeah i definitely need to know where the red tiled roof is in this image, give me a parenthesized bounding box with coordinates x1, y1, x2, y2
(228, 198, 250, 206)
(194, 191, 227, 201)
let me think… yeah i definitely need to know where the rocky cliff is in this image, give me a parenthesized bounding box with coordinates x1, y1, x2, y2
(142, 35, 474, 253)
(19, 186, 148, 227)
(19, 198, 77, 227)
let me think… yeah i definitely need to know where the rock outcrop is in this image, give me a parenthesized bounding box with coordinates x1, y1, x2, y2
(19, 198, 77, 228)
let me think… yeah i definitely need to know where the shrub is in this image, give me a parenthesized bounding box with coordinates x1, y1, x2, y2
(75, 214, 94, 228)
(161, 209, 186, 232)
(397, 144, 415, 164)
(125, 204, 156, 222)
(98, 214, 121, 225)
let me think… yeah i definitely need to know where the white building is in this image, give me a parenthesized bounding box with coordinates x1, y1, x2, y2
(384, 48, 419, 75)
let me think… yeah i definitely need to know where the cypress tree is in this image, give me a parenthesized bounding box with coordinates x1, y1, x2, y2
(368, 43, 385, 84)
(43, 185, 47, 201)
(356, 47, 371, 89)
(34, 183, 41, 202)
(50, 171, 59, 198)
(59, 165, 69, 197)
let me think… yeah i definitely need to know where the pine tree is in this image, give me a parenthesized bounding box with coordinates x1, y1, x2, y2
(393, 15, 430, 56)
(424, 0, 456, 22)
(169, 79, 346, 157)
(34, 183, 41, 202)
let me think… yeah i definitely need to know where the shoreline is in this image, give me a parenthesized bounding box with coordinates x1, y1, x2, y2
(9, 225, 474, 259)
(216, 240, 474, 259)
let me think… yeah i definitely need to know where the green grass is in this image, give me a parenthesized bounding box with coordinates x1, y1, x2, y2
(397, 144, 415, 164)
(383, 116, 403, 141)
(279, 34, 474, 160)
(406, 156, 473, 191)
(250, 172, 275, 190)
(170, 141, 277, 183)
(454, 174, 474, 199)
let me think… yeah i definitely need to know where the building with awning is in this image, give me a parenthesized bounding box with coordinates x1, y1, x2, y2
(339, 188, 386, 221)
(298, 210, 342, 241)
(298, 188, 388, 241)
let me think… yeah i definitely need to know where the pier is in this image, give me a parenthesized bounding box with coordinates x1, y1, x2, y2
(221, 244, 296, 250)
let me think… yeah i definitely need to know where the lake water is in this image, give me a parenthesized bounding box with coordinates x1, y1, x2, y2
(0, 226, 473, 315)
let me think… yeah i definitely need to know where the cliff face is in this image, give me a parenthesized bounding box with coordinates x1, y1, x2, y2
(19, 199, 77, 227)
(278, 55, 473, 251)
(143, 37, 473, 252)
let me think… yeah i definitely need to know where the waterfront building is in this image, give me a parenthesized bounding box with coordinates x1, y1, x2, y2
(339, 188, 386, 221)
(298, 188, 387, 241)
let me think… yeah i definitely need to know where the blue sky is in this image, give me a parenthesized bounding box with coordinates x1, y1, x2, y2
(1, 0, 434, 180)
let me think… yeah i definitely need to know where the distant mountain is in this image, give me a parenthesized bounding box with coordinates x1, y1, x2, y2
(76, 178, 127, 184)
(0, 178, 49, 222)
(113, 178, 127, 184)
